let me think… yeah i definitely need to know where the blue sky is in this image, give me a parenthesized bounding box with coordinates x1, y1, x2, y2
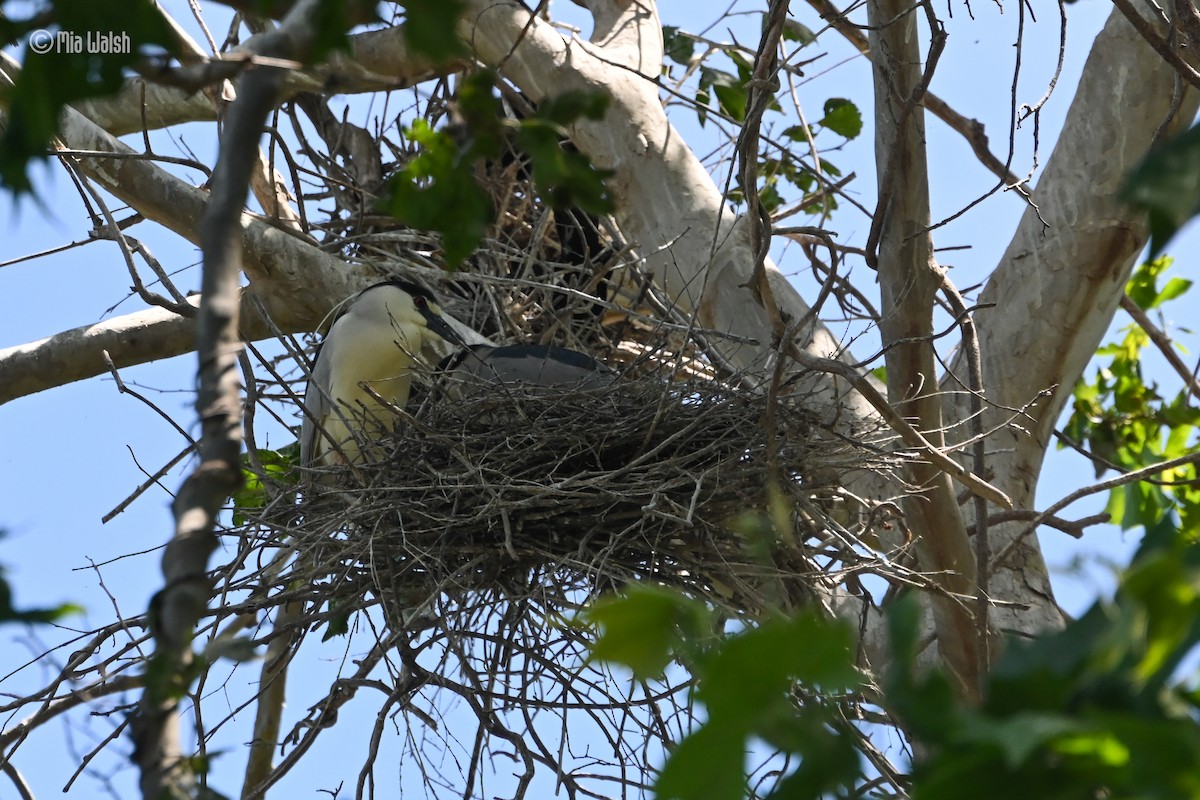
(1, 1, 1196, 797)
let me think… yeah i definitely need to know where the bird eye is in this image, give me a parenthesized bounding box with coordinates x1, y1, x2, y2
(413, 295, 427, 309)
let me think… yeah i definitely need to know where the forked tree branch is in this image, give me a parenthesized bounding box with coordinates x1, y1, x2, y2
(132, 2, 348, 796)
(0, 51, 368, 406)
(938, 6, 1199, 637)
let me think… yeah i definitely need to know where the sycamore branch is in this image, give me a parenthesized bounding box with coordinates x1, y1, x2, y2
(72, 26, 449, 137)
(0, 51, 366, 406)
(930, 6, 1200, 637)
(946, 8, 1198, 499)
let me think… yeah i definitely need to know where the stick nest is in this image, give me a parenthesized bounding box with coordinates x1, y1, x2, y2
(258, 371, 892, 628)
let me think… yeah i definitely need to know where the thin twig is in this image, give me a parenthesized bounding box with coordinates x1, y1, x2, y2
(785, 347, 1012, 509)
(1120, 294, 1200, 405)
(994, 449, 1200, 571)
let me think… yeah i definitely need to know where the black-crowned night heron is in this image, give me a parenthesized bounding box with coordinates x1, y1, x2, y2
(439, 343, 616, 393)
(300, 280, 467, 467)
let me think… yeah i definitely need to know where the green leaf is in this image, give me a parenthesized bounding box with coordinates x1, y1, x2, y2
(780, 19, 816, 46)
(380, 81, 613, 264)
(699, 613, 858, 725)
(533, 90, 611, 126)
(321, 600, 352, 641)
(817, 158, 842, 179)
(584, 586, 710, 679)
(232, 445, 297, 525)
(1126, 256, 1176, 310)
(1, 0, 179, 192)
(818, 98, 862, 140)
(379, 120, 495, 266)
(766, 717, 861, 799)
(401, 0, 467, 61)
(0, 591, 83, 625)
(454, 69, 506, 145)
(957, 712, 1087, 769)
(0, 550, 82, 626)
(656, 723, 745, 800)
(307, 0, 379, 62)
(1122, 123, 1200, 257)
(516, 92, 615, 216)
(650, 610, 860, 800)
(1051, 729, 1131, 765)
(781, 125, 811, 143)
(898, 516, 1200, 800)
(1104, 483, 1128, 530)
(663, 26, 695, 66)
(700, 68, 747, 122)
(1154, 276, 1193, 307)
(727, 50, 754, 84)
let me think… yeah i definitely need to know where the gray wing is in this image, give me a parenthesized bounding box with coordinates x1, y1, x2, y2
(299, 346, 334, 467)
(447, 344, 615, 391)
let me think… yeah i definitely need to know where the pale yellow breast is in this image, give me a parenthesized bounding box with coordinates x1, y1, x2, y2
(318, 317, 420, 464)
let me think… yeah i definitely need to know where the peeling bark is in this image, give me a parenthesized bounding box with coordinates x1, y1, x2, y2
(943, 8, 1199, 637)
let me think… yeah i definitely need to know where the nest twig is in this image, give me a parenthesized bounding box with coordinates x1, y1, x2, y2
(242, 369, 897, 634)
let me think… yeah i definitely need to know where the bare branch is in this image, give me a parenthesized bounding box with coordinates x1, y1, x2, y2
(57, 26, 451, 138)
(786, 348, 1012, 510)
(0, 761, 34, 800)
(986, 510, 1111, 539)
(804, 0, 1028, 193)
(0, 675, 145, 753)
(866, 0, 981, 698)
(132, 2, 347, 795)
(1120, 294, 1200, 405)
(994, 450, 1200, 571)
(0, 51, 374, 406)
(1111, 0, 1200, 90)
(946, 9, 1198, 490)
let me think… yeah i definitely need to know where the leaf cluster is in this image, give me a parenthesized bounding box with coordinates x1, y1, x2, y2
(0, 0, 382, 194)
(662, 25, 860, 219)
(378, 71, 614, 266)
(231, 443, 298, 526)
(892, 513, 1200, 800)
(589, 509, 1200, 800)
(1064, 257, 1200, 532)
(585, 586, 864, 800)
(0, 0, 178, 192)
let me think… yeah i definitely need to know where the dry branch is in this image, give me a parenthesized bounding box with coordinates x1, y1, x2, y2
(133, 2, 345, 796)
(867, 0, 980, 698)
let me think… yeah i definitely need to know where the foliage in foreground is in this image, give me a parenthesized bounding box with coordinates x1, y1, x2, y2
(582, 263, 1200, 800)
(0, 530, 80, 626)
(589, 506, 1200, 799)
(1065, 257, 1199, 532)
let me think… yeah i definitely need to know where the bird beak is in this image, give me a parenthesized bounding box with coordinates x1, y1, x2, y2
(421, 311, 469, 350)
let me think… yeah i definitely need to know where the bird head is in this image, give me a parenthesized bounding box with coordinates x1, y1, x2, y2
(349, 280, 467, 359)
